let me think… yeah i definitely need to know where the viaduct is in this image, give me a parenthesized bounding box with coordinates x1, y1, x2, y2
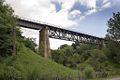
(15, 17, 105, 59)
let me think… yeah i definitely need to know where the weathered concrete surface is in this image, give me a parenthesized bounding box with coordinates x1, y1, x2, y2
(39, 27, 51, 59)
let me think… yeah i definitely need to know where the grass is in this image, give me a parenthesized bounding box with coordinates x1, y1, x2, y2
(91, 76, 120, 80)
(0, 44, 81, 80)
(0, 44, 119, 80)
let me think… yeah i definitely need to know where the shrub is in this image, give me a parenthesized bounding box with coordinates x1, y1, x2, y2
(0, 66, 22, 80)
(83, 65, 95, 79)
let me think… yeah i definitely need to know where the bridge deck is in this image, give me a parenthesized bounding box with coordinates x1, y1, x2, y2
(16, 17, 105, 45)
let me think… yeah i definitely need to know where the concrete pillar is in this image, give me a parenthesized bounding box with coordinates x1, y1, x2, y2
(39, 27, 51, 59)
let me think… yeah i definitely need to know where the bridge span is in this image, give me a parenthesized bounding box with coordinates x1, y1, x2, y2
(15, 17, 105, 58)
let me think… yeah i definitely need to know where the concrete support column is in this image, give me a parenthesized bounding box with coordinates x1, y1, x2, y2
(39, 27, 51, 59)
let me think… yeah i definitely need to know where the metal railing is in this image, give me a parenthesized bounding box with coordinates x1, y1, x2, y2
(15, 15, 104, 39)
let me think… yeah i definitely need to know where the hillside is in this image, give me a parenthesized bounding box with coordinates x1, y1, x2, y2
(0, 44, 80, 80)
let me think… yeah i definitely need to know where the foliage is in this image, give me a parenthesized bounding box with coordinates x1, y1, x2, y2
(51, 12, 120, 79)
(105, 12, 120, 64)
(0, 66, 22, 80)
(23, 37, 37, 52)
(52, 43, 102, 68)
(52, 42, 120, 79)
(0, 44, 81, 80)
(0, 0, 120, 79)
(83, 65, 95, 79)
(106, 12, 120, 41)
(52, 44, 80, 68)
(0, 0, 15, 56)
(77, 63, 96, 79)
(0, 0, 37, 56)
(105, 41, 120, 64)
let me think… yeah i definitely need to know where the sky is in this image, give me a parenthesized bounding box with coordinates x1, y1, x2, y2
(6, 0, 120, 49)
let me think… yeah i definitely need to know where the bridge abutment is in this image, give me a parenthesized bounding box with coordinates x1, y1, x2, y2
(39, 27, 51, 59)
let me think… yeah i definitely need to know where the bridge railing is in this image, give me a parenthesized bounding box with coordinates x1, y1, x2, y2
(15, 15, 105, 40)
(15, 16, 93, 36)
(15, 15, 47, 25)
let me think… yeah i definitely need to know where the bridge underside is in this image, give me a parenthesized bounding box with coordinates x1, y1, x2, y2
(48, 27, 103, 45)
(16, 17, 105, 58)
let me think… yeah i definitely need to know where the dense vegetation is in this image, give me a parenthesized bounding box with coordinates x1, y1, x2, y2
(0, 0, 37, 55)
(51, 12, 120, 79)
(0, 1, 81, 80)
(0, 0, 15, 56)
(0, 0, 120, 79)
(0, 44, 82, 80)
(106, 12, 120, 41)
(51, 43, 120, 79)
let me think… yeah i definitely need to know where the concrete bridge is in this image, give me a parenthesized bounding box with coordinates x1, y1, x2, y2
(15, 17, 105, 58)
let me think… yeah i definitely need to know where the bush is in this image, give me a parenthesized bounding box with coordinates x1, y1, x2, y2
(23, 38, 37, 52)
(0, 0, 16, 57)
(0, 66, 22, 80)
(77, 63, 89, 71)
(77, 63, 95, 79)
(83, 65, 95, 79)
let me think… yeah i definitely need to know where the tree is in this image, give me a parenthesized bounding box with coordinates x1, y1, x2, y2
(59, 44, 69, 49)
(23, 37, 37, 52)
(106, 12, 120, 41)
(106, 12, 120, 63)
(105, 41, 120, 63)
(51, 50, 66, 64)
(85, 49, 109, 73)
(0, 0, 16, 56)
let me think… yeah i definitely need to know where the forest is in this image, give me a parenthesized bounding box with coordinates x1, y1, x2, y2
(0, 0, 120, 80)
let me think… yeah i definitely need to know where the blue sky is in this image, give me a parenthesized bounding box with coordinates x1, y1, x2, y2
(52, 0, 120, 37)
(6, 0, 120, 49)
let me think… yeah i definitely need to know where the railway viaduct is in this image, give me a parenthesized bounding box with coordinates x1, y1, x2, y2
(15, 17, 105, 59)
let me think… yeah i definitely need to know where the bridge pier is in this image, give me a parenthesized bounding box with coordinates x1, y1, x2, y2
(39, 27, 51, 59)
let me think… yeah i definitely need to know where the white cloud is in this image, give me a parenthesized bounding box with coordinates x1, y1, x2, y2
(6, 0, 100, 27)
(21, 0, 38, 8)
(56, 0, 97, 9)
(76, 8, 97, 21)
(61, 0, 76, 11)
(78, 0, 96, 9)
(6, 0, 77, 49)
(103, 2, 111, 8)
(100, 1, 112, 11)
(69, 10, 81, 20)
(6, 0, 77, 28)
(103, 0, 109, 4)
(5, 0, 113, 49)
(85, 8, 97, 16)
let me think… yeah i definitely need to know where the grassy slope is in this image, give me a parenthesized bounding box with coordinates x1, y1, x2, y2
(0, 45, 80, 79)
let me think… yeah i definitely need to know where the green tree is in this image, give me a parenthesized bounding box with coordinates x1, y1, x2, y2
(51, 50, 66, 65)
(59, 44, 69, 49)
(0, 0, 16, 56)
(106, 12, 120, 41)
(105, 41, 120, 63)
(23, 37, 37, 52)
(106, 12, 120, 63)
(52, 44, 76, 67)
(85, 49, 107, 71)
